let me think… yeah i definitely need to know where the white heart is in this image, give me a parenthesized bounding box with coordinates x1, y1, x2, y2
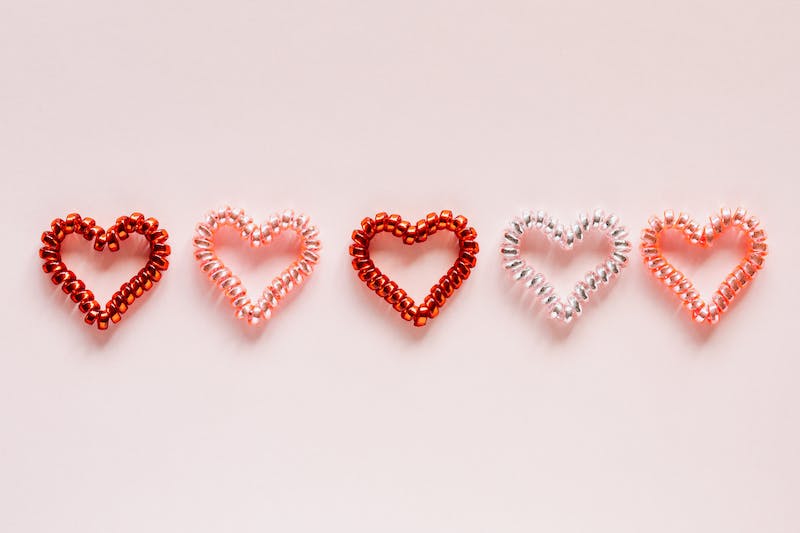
(500, 209, 631, 323)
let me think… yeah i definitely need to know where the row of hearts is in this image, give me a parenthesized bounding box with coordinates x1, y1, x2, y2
(40, 207, 767, 330)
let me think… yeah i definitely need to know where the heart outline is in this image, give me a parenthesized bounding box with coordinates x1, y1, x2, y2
(193, 207, 321, 325)
(39, 212, 170, 330)
(500, 209, 631, 323)
(349, 211, 479, 327)
(640, 207, 767, 324)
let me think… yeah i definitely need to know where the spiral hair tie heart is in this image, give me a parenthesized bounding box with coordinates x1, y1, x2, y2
(641, 207, 767, 324)
(349, 210, 479, 327)
(193, 206, 321, 325)
(500, 209, 631, 323)
(39, 212, 170, 330)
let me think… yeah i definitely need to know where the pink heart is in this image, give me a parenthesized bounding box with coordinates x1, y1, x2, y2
(193, 207, 321, 325)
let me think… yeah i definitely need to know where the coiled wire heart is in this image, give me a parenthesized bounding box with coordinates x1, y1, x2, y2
(500, 209, 631, 323)
(193, 207, 321, 325)
(40, 212, 170, 330)
(640, 207, 767, 324)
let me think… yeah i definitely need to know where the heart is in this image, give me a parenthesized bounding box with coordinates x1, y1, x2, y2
(641, 207, 767, 324)
(500, 209, 631, 323)
(39, 212, 170, 330)
(193, 207, 321, 325)
(349, 210, 479, 327)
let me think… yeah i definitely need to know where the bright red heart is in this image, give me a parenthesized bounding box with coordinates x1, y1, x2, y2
(40, 212, 170, 330)
(641, 207, 767, 324)
(349, 210, 478, 327)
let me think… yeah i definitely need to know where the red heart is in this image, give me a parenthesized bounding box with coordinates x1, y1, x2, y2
(349, 210, 479, 327)
(40, 212, 170, 330)
(640, 207, 767, 324)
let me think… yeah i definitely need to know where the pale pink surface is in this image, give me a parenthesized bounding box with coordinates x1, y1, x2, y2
(1, 1, 799, 532)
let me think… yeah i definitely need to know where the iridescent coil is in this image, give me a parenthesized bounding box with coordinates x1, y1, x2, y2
(193, 206, 321, 325)
(349, 210, 479, 327)
(500, 209, 631, 323)
(39, 212, 170, 330)
(640, 207, 767, 324)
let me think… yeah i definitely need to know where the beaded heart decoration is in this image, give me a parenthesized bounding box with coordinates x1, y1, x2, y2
(39, 212, 170, 330)
(640, 207, 767, 324)
(500, 209, 631, 323)
(193, 207, 321, 325)
(349, 211, 479, 327)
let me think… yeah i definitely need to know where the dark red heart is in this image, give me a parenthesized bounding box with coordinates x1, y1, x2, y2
(40, 212, 170, 330)
(349, 210, 478, 327)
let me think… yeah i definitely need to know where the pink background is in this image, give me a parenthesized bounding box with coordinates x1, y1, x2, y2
(1, 1, 799, 531)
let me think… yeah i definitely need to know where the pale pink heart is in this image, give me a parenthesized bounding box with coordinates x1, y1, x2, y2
(193, 206, 321, 325)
